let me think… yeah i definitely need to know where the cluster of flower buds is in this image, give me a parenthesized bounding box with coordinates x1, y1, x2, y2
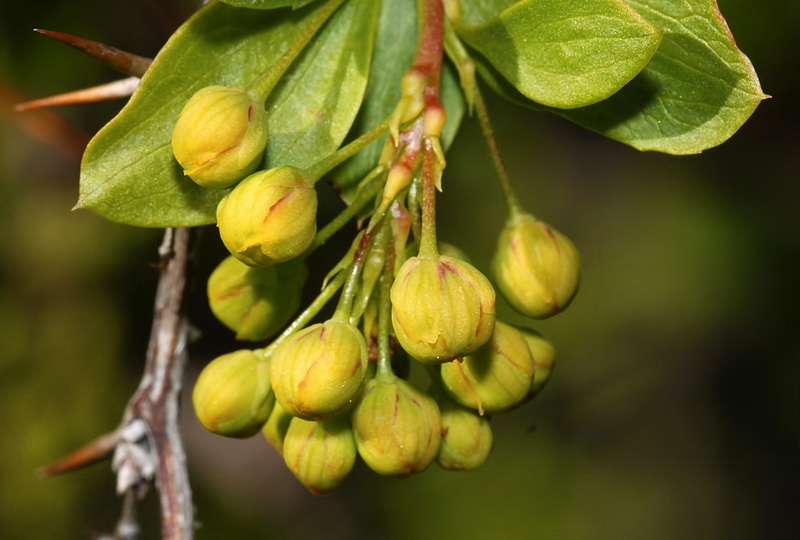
(185, 67, 579, 494)
(172, 86, 319, 270)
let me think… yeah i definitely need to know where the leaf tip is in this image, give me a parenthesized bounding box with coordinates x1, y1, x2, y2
(72, 197, 88, 212)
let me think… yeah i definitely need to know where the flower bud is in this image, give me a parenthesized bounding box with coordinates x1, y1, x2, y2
(216, 166, 317, 266)
(352, 378, 441, 477)
(440, 321, 535, 414)
(207, 256, 307, 341)
(261, 401, 293, 454)
(519, 327, 556, 397)
(172, 85, 268, 188)
(391, 255, 496, 364)
(492, 213, 580, 318)
(437, 398, 493, 471)
(270, 320, 368, 421)
(192, 350, 274, 438)
(282, 416, 356, 495)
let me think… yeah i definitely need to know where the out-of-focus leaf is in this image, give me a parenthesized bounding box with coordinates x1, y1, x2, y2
(456, 0, 662, 109)
(78, 0, 377, 227)
(456, 0, 517, 26)
(330, 0, 465, 202)
(219, 0, 318, 8)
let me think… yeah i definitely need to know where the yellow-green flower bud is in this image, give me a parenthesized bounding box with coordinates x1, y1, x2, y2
(282, 416, 356, 495)
(192, 350, 274, 438)
(519, 327, 556, 397)
(207, 256, 307, 341)
(352, 378, 441, 477)
(440, 321, 535, 414)
(492, 213, 580, 319)
(217, 166, 317, 267)
(437, 398, 493, 471)
(261, 401, 293, 454)
(391, 255, 496, 364)
(172, 85, 268, 189)
(270, 320, 368, 421)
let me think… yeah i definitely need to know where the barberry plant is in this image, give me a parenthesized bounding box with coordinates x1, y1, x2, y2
(27, 0, 763, 537)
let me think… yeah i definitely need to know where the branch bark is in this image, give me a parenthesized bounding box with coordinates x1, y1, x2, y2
(121, 227, 195, 540)
(42, 227, 195, 540)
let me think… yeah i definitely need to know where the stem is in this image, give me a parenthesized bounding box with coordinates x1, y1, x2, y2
(444, 24, 523, 218)
(409, 0, 446, 258)
(302, 165, 388, 257)
(407, 173, 423, 246)
(334, 228, 374, 322)
(250, 0, 347, 100)
(126, 227, 194, 540)
(38, 229, 195, 539)
(418, 142, 439, 258)
(375, 219, 396, 381)
(306, 117, 394, 182)
(258, 268, 347, 358)
(415, 0, 445, 92)
(113, 488, 139, 540)
(473, 81, 523, 218)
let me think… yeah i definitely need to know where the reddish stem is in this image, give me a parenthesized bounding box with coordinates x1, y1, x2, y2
(335, 229, 375, 321)
(396, 0, 446, 171)
(400, 0, 446, 257)
(414, 0, 445, 98)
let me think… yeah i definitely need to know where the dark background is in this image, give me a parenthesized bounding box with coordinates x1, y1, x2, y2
(1, 1, 797, 538)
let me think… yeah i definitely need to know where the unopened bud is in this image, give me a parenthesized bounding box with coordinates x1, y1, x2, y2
(207, 256, 307, 341)
(282, 416, 356, 495)
(440, 321, 535, 414)
(492, 213, 580, 318)
(261, 401, 293, 454)
(437, 398, 493, 470)
(391, 254, 496, 364)
(217, 166, 317, 266)
(519, 327, 556, 397)
(270, 320, 368, 420)
(352, 378, 441, 477)
(192, 350, 274, 438)
(381, 164, 412, 207)
(172, 85, 268, 188)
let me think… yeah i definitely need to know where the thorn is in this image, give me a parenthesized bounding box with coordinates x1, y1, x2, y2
(34, 29, 152, 78)
(0, 82, 88, 161)
(38, 430, 121, 478)
(14, 77, 141, 111)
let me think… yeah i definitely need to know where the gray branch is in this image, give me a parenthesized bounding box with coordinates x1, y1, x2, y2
(114, 227, 195, 540)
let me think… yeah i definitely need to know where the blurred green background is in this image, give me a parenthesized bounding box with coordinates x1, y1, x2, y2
(1, 1, 797, 539)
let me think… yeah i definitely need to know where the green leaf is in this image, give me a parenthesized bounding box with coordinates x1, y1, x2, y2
(556, 0, 767, 153)
(456, 0, 517, 26)
(263, 0, 379, 170)
(329, 0, 465, 202)
(78, 0, 378, 227)
(456, 0, 662, 109)
(219, 0, 318, 8)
